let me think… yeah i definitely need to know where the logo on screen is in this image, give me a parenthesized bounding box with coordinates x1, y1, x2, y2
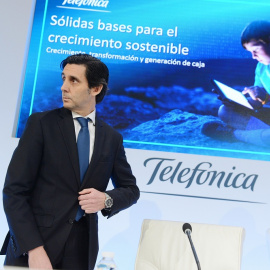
(61, 0, 109, 9)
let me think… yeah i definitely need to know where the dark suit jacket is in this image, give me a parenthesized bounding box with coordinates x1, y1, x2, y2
(2, 107, 140, 270)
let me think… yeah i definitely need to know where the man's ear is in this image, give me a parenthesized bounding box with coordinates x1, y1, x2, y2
(89, 85, 103, 96)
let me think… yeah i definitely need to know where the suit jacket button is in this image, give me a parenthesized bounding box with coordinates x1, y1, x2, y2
(68, 218, 74, 224)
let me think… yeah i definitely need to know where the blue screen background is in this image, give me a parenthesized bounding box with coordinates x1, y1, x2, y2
(16, 0, 270, 160)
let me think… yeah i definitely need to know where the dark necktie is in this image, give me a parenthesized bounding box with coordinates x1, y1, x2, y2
(77, 117, 90, 181)
(75, 117, 90, 221)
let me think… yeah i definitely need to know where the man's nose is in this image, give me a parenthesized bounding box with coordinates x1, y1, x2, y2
(61, 81, 69, 92)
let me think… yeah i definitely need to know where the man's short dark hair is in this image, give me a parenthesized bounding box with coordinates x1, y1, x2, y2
(60, 54, 109, 104)
(241, 20, 270, 48)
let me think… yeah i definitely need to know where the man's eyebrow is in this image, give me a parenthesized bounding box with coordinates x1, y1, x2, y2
(61, 73, 80, 81)
(70, 75, 79, 81)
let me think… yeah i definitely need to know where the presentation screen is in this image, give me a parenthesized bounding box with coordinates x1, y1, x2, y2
(16, 0, 270, 161)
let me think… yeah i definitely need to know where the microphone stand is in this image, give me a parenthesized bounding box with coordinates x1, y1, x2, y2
(186, 229, 201, 270)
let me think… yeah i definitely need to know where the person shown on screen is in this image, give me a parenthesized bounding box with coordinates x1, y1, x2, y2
(1, 54, 140, 270)
(201, 20, 270, 146)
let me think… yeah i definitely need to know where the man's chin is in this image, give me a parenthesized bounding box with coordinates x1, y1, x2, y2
(63, 103, 72, 110)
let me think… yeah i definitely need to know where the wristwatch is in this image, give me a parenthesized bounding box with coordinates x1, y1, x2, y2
(104, 193, 113, 209)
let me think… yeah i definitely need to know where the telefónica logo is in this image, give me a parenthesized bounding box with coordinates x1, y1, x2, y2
(61, 0, 109, 9)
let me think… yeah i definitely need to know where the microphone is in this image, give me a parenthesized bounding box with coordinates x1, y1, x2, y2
(182, 223, 201, 270)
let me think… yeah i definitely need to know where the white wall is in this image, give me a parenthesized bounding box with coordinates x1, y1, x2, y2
(0, 0, 34, 265)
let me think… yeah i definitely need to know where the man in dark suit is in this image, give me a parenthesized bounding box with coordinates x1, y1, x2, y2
(1, 54, 140, 269)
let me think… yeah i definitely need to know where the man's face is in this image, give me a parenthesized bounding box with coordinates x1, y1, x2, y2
(61, 64, 101, 116)
(244, 40, 270, 65)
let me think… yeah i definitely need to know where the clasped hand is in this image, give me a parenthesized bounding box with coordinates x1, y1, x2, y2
(78, 188, 106, 213)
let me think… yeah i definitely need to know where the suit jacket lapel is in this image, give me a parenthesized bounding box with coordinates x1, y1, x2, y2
(57, 107, 81, 187)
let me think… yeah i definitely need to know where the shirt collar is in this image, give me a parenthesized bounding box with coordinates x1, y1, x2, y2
(72, 110, 96, 125)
